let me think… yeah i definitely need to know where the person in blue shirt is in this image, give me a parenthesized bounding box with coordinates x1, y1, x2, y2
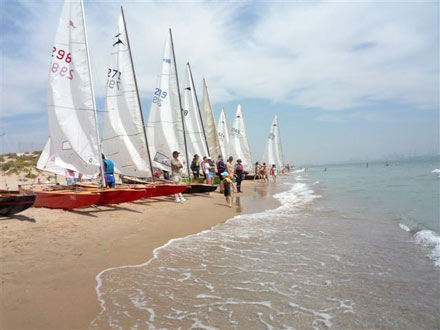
(102, 154, 115, 188)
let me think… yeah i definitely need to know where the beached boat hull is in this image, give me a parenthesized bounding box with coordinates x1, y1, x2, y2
(184, 184, 217, 194)
(0, 191, 36, 216)
(97, 189, 146, 205)
(33, 190, 100, 209)
(150, 184, 187, 197)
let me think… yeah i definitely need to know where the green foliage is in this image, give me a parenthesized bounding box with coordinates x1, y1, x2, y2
(1, 161, 14, 171)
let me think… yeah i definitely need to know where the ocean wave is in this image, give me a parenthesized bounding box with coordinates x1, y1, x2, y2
(414, 230, 440, 267)
(431, 169, 440, 173)
(91, 180, 321, 329)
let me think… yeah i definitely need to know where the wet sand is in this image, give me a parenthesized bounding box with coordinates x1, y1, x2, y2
(0, 180, 278, 329)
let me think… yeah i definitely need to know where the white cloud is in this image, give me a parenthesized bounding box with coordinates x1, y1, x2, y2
(1, 0, 438, 119)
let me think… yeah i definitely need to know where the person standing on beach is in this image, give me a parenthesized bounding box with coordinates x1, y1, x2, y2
(254, 162, 261, 181)
(171, 151, 186, 203)
(234, 159, 244, 192)
(201, 156, 208, 183)
(102, 154, 115, 188)
(271, 164, 278, 183)
(226, 156, 234, 178)
(191, 154, 200, 182)
(221, 171, 236, 208)
(216, 155, 226, 193)
(204, 157, 213, 184)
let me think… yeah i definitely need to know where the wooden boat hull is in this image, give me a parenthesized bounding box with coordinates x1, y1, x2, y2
(97, 189, 146, 205)
(184, 184, 217, 194)
(33, 190, 100, 209)
(0, 192, 36, 216)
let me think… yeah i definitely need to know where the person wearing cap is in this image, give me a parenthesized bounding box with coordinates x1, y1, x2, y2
(234, 159, 244, 192)
(171, 151, 186, 202)
(190, 154, 200, 181)
(221, 171, 236, 208)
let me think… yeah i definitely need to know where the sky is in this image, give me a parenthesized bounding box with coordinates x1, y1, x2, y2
(1, 0, 439, 165)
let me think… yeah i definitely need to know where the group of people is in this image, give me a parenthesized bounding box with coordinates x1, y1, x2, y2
(171, 152, 245, 207)
(253, 162, 279, 183)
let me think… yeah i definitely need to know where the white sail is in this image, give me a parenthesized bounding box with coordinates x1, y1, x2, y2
(200, 79, 221, 159)
(101, 9, 151, 178)
(228, 104, 253, 172)
(146, 30, 187, 175)
(37, 0, 101, 178)
(182, 63, 209, 160)
(262, 115, 284, 169)
(217, 108, 229, 159)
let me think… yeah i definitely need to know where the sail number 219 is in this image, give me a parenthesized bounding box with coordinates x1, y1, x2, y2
(152, 88, 167, 106)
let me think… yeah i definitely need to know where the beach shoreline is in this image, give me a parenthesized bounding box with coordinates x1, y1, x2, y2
(0, 180, 274, 329)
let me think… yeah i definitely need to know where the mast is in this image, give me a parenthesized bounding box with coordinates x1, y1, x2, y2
(81, 0, 106, 187)
(170, 28, 190, 178)
(121, 6, 155, 181)
(189, 67, 209, 158)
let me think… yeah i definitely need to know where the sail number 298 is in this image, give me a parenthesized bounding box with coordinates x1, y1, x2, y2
(50, 46, 73, 80)
(152, 88, 167, 106)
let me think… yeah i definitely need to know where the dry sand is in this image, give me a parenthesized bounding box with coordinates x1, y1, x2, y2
(0, 178, 258, 329)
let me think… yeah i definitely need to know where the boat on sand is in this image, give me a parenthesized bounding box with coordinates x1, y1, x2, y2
(0, 191, 36, 216)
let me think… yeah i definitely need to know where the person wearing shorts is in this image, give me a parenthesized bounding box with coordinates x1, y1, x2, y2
(221, 171, 236, 208)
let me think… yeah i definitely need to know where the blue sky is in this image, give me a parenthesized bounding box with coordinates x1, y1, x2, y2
(1, 0, 439, 165)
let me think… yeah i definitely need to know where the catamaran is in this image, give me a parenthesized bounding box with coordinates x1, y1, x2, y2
(228, 104, 253, 173)
(262, 115, 284, 170)
(217, 108, 230, 159)
(31, 0, 146, 209)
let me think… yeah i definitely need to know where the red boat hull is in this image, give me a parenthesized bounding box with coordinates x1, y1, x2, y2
(34, 191, 100, 209)
(150, 184, 187, 197)
(97, 189, 146, 205)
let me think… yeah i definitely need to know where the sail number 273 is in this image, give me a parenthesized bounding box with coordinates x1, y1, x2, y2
(50, 46, 73, 80)
(152, 88, 167, 106)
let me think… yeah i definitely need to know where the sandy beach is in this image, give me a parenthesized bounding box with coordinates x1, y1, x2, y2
(0, 178, 261, 329)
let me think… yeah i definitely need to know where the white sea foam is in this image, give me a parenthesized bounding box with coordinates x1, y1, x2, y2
(91, 179, 322, 329)
(399, 223, 411, 232)
(414, 230, 440, 267)
(431, 169, 440, 173)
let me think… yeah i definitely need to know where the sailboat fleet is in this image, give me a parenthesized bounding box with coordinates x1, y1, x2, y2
(28, 0, 286, 209)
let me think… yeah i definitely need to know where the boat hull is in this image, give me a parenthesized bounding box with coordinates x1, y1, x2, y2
(150, 184, 187, 197)
(97, 189, 146, 205)
(33, 191, 100, 209)
(0, 192, 36, 216)
(184, 184, 217, 194)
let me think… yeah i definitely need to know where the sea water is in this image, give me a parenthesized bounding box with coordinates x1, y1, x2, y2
(91, 157, 439, 329)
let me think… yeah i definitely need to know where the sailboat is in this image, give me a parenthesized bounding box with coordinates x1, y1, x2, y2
(147, 29, 188, 176)
(146, 32, 216, 194)
(31, 0, 146, 208)
(200, 79, 222, 159)
(228, 104, 253, 173)
(217, 108, 230, 158)
(262, 115, 284, 170)
(99, 8, 186, 199)
(182, 63, 209, 161)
